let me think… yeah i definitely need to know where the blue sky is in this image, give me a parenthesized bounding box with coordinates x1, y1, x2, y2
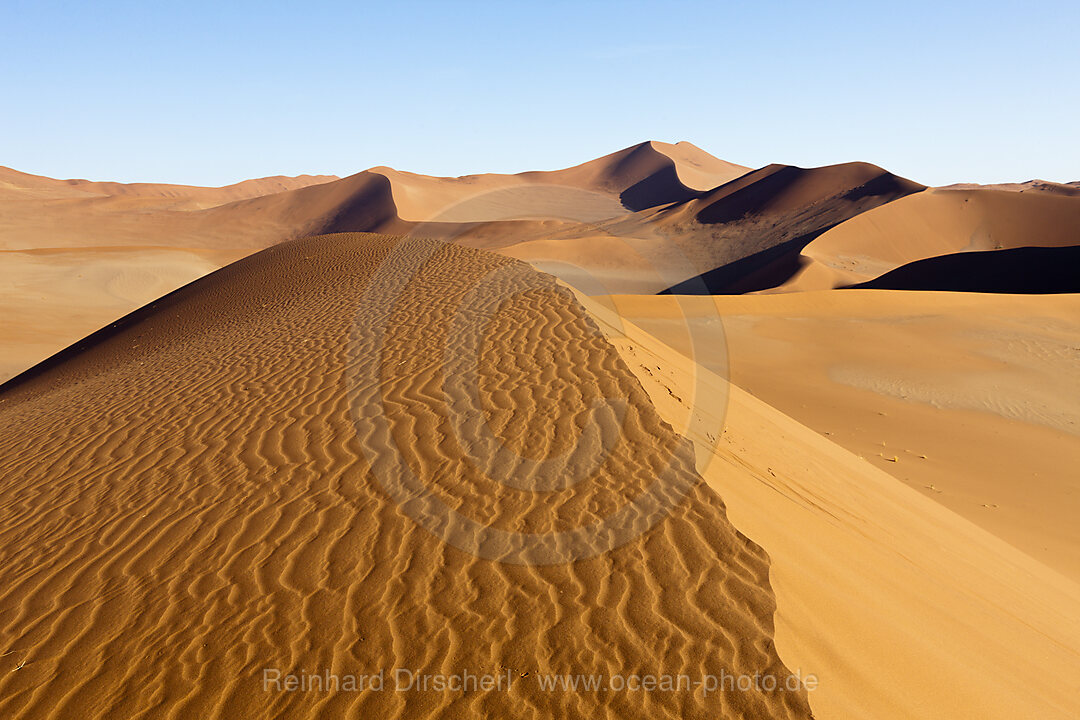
(2, 1, 1077, 186)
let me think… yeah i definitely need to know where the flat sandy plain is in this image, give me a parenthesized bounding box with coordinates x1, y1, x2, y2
(0, 143, 1077, 719)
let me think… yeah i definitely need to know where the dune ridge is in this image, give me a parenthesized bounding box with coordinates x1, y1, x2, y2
(0, 141, 740, 252)
(0, 233, 810, 719)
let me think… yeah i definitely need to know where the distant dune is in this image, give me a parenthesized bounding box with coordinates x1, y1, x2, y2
(775, 187, 1080, 291)
(938, 179, 1080, 196)
(655, 162, 925, 294)
(0, 165, 339, 210)
(374, 140, 747, 223)
(0, 142, 750, 380)
(0, 141, 738, 252)
(496, 161, 923, 296)
(848, 244, 1080, 293)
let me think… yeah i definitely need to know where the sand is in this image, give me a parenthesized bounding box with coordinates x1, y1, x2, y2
(777, 187, 1080, 291)
(495, 162, 924, 296)
(2, 142, 1078, 720)
(580, 293, 1080, 719)
(0, 247, 247, 381)
(0, 233, 810, 719)
(602, 291, 1080, 580)
(0, 142, 746, 383)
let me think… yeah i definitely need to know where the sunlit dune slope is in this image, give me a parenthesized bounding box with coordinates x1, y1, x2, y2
(599, 291, 1080, 579)
(578, 293, 1080, 720)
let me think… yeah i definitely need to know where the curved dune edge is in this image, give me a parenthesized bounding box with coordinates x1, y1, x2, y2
(0, 233, 810, 719)
(775, 187, 1080, 292)
(578, 291, 1080, 720)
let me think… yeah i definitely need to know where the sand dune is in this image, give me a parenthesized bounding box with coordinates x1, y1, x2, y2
(496, 162, 923, 296)
(0, 246, 246, 382)
(374, 140, 742, 223)
(0, 142, 750, 382)
(777, 187, 1080, 291)
(0, 170, 404, 252)
(578, 295, 1080, 719)
(2, 142, 1078, 720)
(0, 141, 738, 252)
(656, 162, 925, 294)
(939, 179, 1080, 196)
(648, 141, 750, 191)
(0, 165, 338, 210)
(0, 233, 810, 719)
(849, 244, 1080, 293)
(601, 291, 1080, 580)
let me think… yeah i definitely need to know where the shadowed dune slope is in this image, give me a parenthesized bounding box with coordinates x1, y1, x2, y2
(0, 233, 810, 720)
(776, 188, 1080, 291)
(651, 162, 925, 294)
(848, 244, 1080, 293)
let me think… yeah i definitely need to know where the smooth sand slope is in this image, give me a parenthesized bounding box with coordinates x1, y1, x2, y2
(0, 233, 810, 720)
(579, 294, 1080, 720)
(602, 291, 1080, 580)
(777, 187, 1080, 291)
(0, 246, 247, 382)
